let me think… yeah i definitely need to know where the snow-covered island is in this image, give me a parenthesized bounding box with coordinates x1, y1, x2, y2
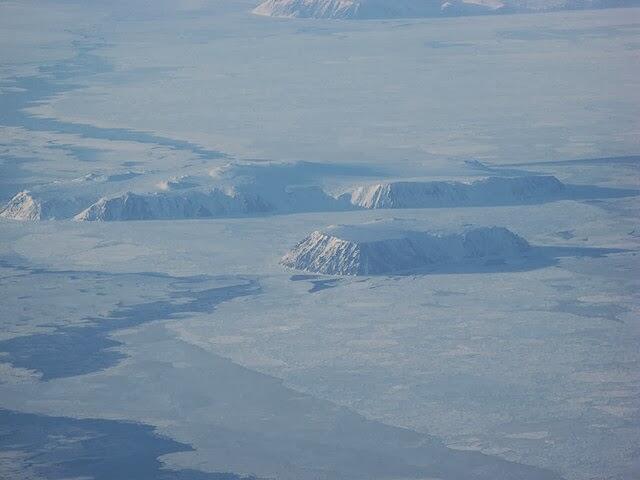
(252, 0, 640, 19)
(281, 220, 531, 275)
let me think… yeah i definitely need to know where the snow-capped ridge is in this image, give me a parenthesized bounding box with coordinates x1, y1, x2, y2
(73, 160, 359, 221)
(253, 0, 360, 18)
(0, 190, 93, 221)
(0, 169, 149, 221)
(0, 191, 41, 221)
(74, 189, 273, 221)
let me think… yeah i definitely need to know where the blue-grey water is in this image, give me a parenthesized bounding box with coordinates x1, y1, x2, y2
(0, 409, 252, 480)
(0, 258, 260, 380)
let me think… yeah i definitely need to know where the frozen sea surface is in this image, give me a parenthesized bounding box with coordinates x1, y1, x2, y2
(1, 1, 639, 480)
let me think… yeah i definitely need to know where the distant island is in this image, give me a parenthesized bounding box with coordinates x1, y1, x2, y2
(253, 0, 640, 19)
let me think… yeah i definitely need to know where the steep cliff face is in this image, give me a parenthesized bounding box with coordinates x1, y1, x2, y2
(252, 0, 498, 18)
(74, 190, 272, 221)
(0, 191, 42, 221)
(350, 176, 566, 209)
(253, 0, 362, 18)
(351, 181, 470, 209)
(281, 221, 531, 275)
(0, 190, 94, 221)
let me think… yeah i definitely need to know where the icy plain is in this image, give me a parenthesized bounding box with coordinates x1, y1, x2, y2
(1, 1, 639, 479)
